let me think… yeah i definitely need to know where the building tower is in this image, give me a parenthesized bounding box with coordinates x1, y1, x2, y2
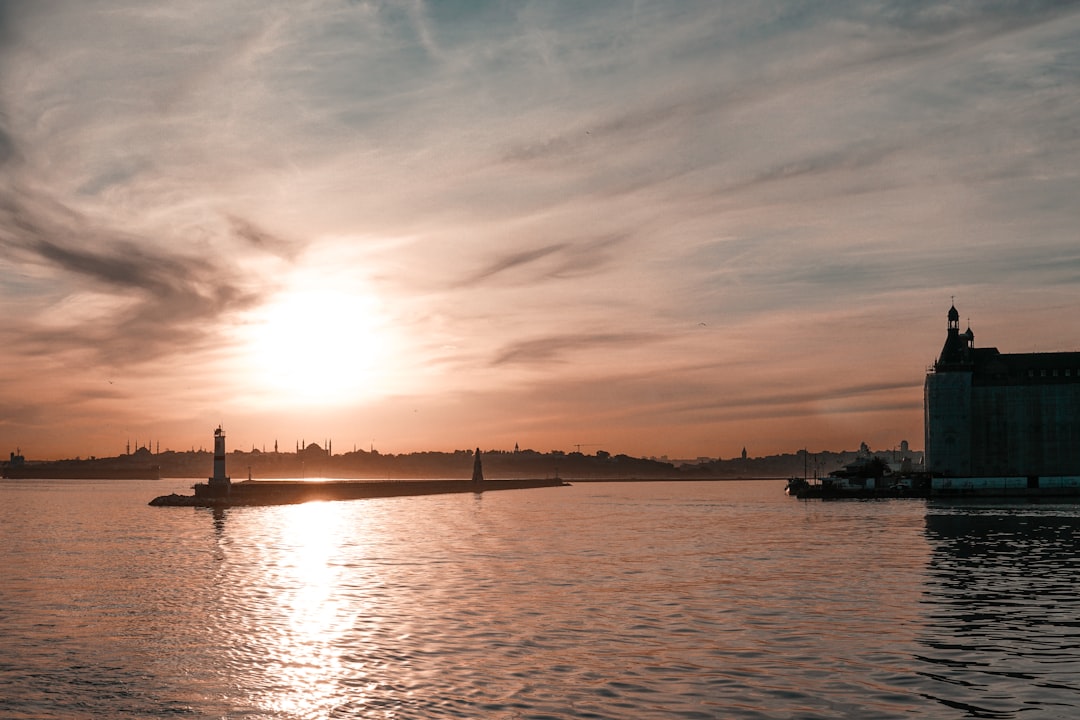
(924, 305, 975, 476)
(208, 426, 231, 496)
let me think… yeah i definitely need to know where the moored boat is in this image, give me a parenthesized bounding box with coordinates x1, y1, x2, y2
(788, 454, 929, 499)
(3, 448, 161, 480)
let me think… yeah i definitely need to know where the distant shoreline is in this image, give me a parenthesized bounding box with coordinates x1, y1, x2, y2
(6, 442, 902, 481)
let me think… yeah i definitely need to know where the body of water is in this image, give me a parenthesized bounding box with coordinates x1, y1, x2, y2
(2, 478, 1080, 719)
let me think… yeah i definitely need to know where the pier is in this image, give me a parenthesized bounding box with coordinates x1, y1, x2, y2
(149, 477, 569, 507)
(149, 428, 568, 507)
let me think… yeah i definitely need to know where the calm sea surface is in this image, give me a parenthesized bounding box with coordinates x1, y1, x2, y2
(3, 478, 1080, 719)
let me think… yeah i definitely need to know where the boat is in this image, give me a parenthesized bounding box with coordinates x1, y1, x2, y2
(3, 462, 161, 479)
(3, 449, 161, 479)
(788, 454, 929, 499)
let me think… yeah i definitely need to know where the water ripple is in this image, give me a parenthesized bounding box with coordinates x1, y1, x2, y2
(6, 481, 1080, 717)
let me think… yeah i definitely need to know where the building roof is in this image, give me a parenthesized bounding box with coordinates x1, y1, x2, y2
(970, 348, 1080, 386)
(936, 328, 973, 367)
(933, 305, 1080, 385)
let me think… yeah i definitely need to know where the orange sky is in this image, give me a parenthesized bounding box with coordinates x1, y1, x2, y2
(2, 3, 1079, 461)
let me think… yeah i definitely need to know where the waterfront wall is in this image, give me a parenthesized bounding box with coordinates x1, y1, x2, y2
(933, 476, 1080, 497)
(969, 384, 1080, 477)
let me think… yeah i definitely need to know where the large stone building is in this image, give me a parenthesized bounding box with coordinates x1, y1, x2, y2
(924, 305, 1080, 478)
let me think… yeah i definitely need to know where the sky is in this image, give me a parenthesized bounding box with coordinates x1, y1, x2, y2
(1, 0, 1079, 461)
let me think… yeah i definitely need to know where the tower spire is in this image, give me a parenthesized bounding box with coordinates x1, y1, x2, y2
(937, 303, 971, 368)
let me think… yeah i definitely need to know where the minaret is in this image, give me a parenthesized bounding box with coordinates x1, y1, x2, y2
(208, 426, 231, 496)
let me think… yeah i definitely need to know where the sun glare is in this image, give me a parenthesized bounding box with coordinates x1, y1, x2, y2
(243, 286, 394, 406)
(243, 502, 352, 718)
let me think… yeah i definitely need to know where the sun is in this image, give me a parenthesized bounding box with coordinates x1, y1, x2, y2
(242, 287, 393, 406)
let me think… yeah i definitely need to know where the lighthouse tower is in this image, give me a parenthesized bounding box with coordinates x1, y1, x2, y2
(208, 426, 231, 496)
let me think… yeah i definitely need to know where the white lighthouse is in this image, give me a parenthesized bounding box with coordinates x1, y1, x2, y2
(208, 425, 231, 495)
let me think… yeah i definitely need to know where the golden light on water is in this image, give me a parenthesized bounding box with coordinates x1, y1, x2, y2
(246, 501, 358, 719)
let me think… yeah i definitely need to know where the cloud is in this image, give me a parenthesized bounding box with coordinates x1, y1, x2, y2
(1, 1, 1079, 457)
(228, 215, 299, 259)
(666, 379, 922, 418)
(456, 234, 627, 288)
(0, 186, 264, 365)
(0, 400, 44, 429)
(491, 332, 662, 367)
(876, 0, 1076, 35)
(33, 238, 192, 295)
(0, 122, 14, 166)
(460, 243, 566, 286)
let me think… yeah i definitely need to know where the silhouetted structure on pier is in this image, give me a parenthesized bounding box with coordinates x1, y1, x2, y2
(925, 304, 1080, 480)
(472, 448, 484, 483)
(197, 426, 232, 498)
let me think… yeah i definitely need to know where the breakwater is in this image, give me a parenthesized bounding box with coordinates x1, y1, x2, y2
(149, 477, 569, 507)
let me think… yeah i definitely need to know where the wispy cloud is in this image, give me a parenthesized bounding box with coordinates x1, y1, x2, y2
(1, 0, 1079, 457)
(460, 243, 567, 286)
(456, 234, 627, 288)
(492, 332, 663, 367)
(228, 215, 300, 259)
(0, 122, 14, 166)
(0, 185, 264, 364)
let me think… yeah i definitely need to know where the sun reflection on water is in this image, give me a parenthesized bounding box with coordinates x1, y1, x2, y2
(223, 501, 367, 719)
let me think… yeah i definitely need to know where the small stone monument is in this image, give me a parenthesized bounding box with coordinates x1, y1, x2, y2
(472, 447, 484, 483)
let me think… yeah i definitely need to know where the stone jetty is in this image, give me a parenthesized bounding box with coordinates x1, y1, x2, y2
(149, 477, 569, 507)
(149, 431, 568, 508)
